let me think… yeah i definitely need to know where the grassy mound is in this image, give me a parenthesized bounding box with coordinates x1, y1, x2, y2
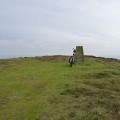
(0, 56, 120, 120)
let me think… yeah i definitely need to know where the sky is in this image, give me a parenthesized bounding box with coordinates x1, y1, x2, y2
(0, 0, 120, 58)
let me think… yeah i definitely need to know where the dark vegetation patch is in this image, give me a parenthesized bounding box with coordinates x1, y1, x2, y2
(81, 71, 112, 79)
(85, 55, 120, 63)
(35, 55, 69, 62)
(60, 85, 120, 120)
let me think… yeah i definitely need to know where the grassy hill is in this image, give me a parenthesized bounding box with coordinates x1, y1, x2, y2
(0, 56, 120, 120)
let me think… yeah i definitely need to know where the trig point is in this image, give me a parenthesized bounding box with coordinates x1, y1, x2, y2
(75, 46, 84, 64)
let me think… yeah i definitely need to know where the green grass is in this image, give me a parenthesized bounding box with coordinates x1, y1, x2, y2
(0, 56, 120, 120)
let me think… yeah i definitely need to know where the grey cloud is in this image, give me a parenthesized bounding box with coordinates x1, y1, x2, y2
(0, 0, 120, 58)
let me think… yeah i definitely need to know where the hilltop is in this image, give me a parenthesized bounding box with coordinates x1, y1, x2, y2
(0, 55, 120, 120)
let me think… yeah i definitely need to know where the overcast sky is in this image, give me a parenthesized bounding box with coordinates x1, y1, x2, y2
(0, 0, 120, 58)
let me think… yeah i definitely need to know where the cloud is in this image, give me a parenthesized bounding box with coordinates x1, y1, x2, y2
(0, 0, 120, 58)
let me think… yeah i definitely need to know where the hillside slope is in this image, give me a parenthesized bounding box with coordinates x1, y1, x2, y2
(0, 56, 120, 120)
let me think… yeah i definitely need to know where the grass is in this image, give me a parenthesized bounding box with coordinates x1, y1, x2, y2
(0, 56, 120, 120)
